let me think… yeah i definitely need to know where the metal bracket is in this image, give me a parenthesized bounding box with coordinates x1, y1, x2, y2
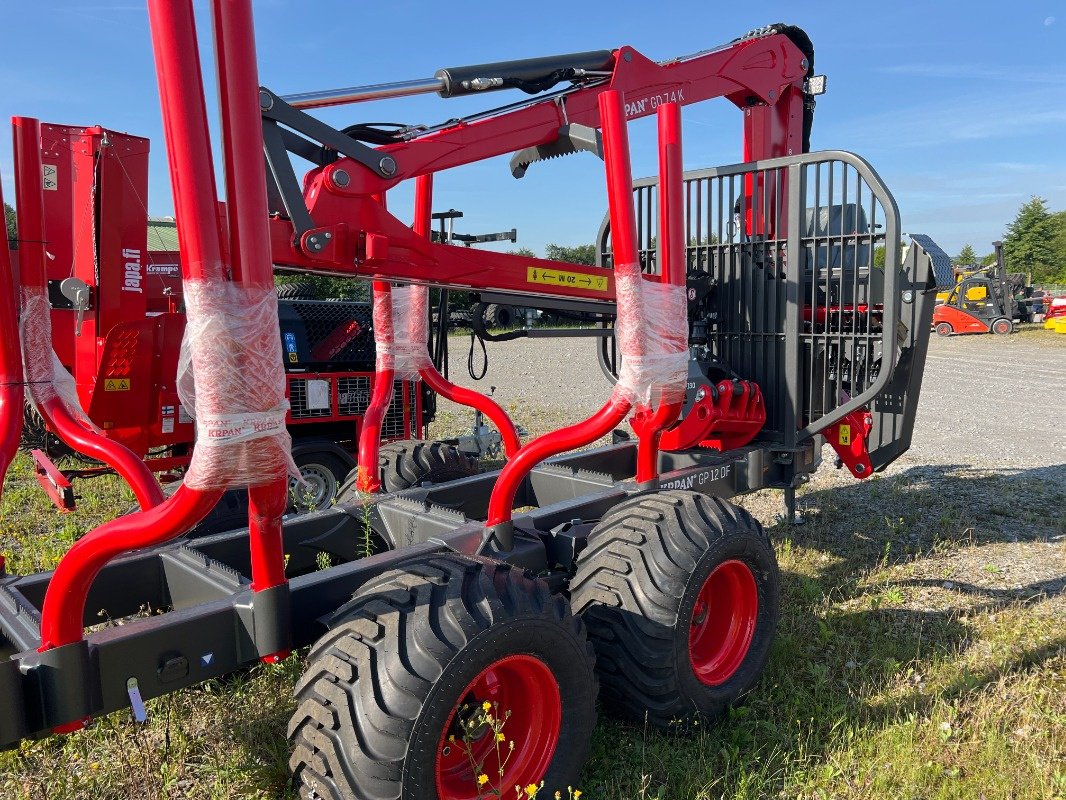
(260, 86, 401, 246)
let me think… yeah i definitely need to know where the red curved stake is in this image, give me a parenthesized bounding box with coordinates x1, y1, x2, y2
(356, 280, 397, 493)
(634, 101, 686, 483)
(412, 175, 520, 458)
(39, 486, 224, 649)
(485, 90, 642, 540)
(211, 0, 290, 600)
(39, 0, 255, 672)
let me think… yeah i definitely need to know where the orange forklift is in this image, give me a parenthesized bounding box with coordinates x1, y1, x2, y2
(932, 241, 1015, 336)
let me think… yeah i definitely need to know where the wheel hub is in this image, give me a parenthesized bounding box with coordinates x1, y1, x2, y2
(290, 463, 337, 511)
(435, 654, 561, 800)
(688, 559, 759, 686)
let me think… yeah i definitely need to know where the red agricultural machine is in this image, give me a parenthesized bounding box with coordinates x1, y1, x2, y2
(7, 122, 461, 516)
(0, 5, 941, 798)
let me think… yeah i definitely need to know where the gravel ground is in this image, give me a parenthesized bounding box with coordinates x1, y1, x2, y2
(437, 326, 1065, 613)
(443, 326, 1066, 470)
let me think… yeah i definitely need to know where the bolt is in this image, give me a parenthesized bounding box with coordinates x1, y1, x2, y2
(855, 463, 866, 474)
(332, 168, 350, 188)
(695, 387, 707, 402)
(378, 156, 397, 176)
(324, 232, 332, 240)
(768, 89, 777, 100)
(801, 58, 809, 71)
(259, 90, 273, 111)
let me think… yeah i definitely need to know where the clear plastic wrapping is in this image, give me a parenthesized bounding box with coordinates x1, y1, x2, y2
(373, 284, 431, 381)
(613, 268, 689, 408)
(19, 288, 98, 430)
(178, 279, 298, 490)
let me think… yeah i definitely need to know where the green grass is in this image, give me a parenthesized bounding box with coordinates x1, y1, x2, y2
(1, 425, 1064, 799)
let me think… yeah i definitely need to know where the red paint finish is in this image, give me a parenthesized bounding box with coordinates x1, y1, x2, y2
(486, 90, 642, 529)
(689, 559, 759, 686)
(824, 407, 873, 479)
(635, 102, 686, 484)
(37, 0, 231, 664)
(931, 303, 990, 335)
(355, 281, 396, 493)
(211, 0, 290, 603)
(12, 116, 164, 511)
(435, 654, 562, 800)
(0, 181, 23, 494)
(265, 35, 809, 300)
(644, 380, 766, 453)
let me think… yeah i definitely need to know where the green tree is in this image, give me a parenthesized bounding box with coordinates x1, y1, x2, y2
(955, 243, 977, 265)
(1002, 196, 1058, 283)
(4, 202, 15, 244)
(508, 247, 537, 258)
(1050, 211, 1066, 284)
(545, 243, 596, 265)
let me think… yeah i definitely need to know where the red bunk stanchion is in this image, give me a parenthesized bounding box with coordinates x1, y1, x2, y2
(634, 102, 687, 484)
(355, 280, 397, 493)
(411, 175, 521, 458)
(484, 89, 646, 548)
(211, 0, 291, 613)
(38, 0, 298, 686)
(11, 117, 164, 511)
(355, 175, 521, 493)
(0, 181, 23, 495)
(484, 92, 690, 546)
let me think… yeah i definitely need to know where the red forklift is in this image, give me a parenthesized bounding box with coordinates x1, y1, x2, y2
(932, 240, 1016, 336)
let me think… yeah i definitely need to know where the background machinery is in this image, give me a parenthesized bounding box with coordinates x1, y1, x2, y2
(6, 123, 480, 513)
(0, 7, 939, 798)
(932, 240, 1026, 336)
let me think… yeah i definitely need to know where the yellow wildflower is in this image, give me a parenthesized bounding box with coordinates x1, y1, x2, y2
(497, 732, 506, 741)
(482, 700, 492, 711)
(478, 774, 489, 786)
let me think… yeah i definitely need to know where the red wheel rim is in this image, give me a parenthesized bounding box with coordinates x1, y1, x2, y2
(688, 559, 758, 686)
(435, 654, 561, 799)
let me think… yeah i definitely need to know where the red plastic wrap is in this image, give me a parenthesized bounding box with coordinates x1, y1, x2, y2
(177, 279, 297, 489)
(613, 269, 689, 408)
(373, 283, 431, 381)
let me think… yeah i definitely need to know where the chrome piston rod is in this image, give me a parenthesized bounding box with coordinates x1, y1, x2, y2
(281, 77, 445, 109)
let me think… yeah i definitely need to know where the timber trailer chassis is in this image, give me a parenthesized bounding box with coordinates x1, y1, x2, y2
(0, 2, 940, 795)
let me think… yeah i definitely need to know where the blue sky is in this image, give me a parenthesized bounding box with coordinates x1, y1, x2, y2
(1, 1, 1063, 258)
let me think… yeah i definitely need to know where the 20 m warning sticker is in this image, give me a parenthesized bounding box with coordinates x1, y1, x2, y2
(104, 378, 131, 391)
(527, 267, 609, 292)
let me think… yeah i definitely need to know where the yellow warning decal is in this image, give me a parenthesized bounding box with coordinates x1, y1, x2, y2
(288, 352, 299, 363)
(527, 267, 609, 292)
(104, 378, 131, 392)
(838, 424, 851, 446)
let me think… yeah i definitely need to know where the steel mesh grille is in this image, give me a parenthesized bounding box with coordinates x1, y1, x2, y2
(289, 374, 415, 438)
(282, 300, 375, 367)
(600, 153, 897, 446)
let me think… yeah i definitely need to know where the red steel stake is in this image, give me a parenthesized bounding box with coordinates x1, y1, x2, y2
(635, 102, 686, 483)
(484, 89, 641, 539)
